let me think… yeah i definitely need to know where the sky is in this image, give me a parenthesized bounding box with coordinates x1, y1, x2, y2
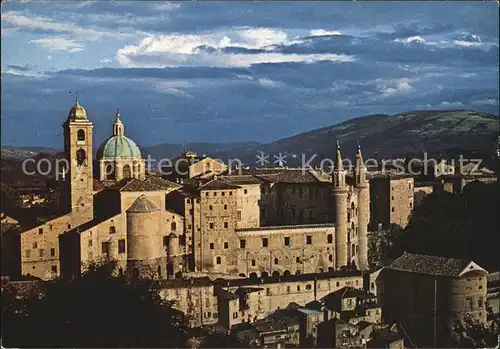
(1, 1, 499, 148)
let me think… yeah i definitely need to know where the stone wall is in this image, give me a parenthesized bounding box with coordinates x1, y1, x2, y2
(217, 273, 363, 328)
(20, 213, 72, 280)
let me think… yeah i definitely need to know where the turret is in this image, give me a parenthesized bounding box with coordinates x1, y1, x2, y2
(332, 141, 348, 269)
(355, 142, 369, 270)
(126, 195, 164, 278)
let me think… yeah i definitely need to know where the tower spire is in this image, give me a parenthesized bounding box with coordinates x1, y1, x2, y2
(335, 141, 344, 171)
(75, 91, 79, 105)
(356, 141, 365, 169)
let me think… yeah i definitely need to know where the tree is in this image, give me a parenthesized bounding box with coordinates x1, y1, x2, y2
(388, 182, 500, 271)
(2, 260, 188, 348)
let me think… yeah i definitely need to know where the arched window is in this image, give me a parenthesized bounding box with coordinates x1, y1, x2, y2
(77, 129, 85, 141)
(171, 222, 177, 231)
(465, 297, 472, 311)
(352, 244, 356, 256)
(123, 164, 132, 179)
(216, 256, 221, 265)
(106, 164, 115, 180)
(272, 271, 280, 278)
(76, 149, 86, 166)
(274, 258, 279, 265)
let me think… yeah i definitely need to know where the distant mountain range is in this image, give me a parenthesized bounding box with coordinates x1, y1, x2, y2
(2, 110, 499, 167)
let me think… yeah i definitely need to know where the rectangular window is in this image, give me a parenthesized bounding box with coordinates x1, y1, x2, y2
(88, 239, 93, 247)
(189, 209, 193, 215)
(306, 284, 312, 290)
(209, 205, 213, 210)
(224, 204, 227, 210)
(306, 235, 312, 245)
(233, 312, 238, 319)
(210, 243, 214, 250)
(284, 237, 290, 246)
(287, 286, 291, 292)
(240, 239, 246, 248)
(391, 207, 395, 212)
(209, 223, 214, 229)
(224, 222, 229, 228)
(244, 189, 248, 194)
(50, 248, 55, 257)
(221, 192, 225, 196)
(224, 242, 229, 249)
(297, 285, 301, 291)
(25, 249, 31, 258)
(251, 259, 256, 266)
(51, 265, 57, 273)
(262, 238, 268, 248)
(38, 228, 43, 234)
(39, 249, 45, 258)
(118, 239, 126, 253)
(33, 242, 37, 248)
(296, 257, 300, 263)
(213, 192, 217, 197)
(327, 234, 333, 243)
(237, 210, 242, 220)
(67, 224, 71, 229)
(101, 242, 109, 255)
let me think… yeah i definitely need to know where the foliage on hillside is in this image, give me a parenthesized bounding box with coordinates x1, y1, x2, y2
(1, 260, 188, 348)
(389, 182, 500, 271)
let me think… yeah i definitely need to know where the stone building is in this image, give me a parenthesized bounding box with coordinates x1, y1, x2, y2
(215, 270, 363, 329)
(369, 172, 414, 230)
(17, 98, 371, 281)
(374, 252, 488, 347)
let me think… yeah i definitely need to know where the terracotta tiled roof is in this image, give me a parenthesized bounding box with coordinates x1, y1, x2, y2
(126, 195, 160, 213)
(110, 177, 180, 192)
(254, 169, 330, 184)
(93, 178, 107, 192)
(220, 175, 263, 185)
(389, 252, 478, 277)
(1, 222, 18, 234)
(199, 179, 240, 190)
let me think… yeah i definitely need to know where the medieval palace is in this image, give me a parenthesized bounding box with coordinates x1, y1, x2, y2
(19, 98, 371, 280)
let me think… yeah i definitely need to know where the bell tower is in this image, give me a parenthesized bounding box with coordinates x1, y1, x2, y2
(62, 94, 94, 225)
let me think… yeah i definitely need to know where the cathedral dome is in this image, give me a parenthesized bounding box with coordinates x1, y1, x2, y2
(97, 135, 142, 160)
(96, 109, 142, 160)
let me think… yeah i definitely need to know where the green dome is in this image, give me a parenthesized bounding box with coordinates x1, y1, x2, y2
(97, 135, 142, 160)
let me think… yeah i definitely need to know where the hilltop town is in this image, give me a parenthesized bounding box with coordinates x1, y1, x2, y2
(1, 99, 499, 348)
